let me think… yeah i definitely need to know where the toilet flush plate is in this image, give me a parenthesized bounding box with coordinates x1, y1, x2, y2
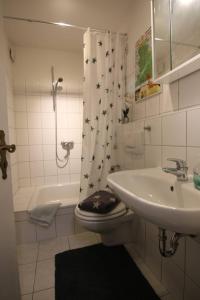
(107, 168, 200, 234)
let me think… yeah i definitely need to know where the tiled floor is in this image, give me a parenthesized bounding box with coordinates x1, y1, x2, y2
(19, 232, 100, 300)
(19, 232, 167, 300)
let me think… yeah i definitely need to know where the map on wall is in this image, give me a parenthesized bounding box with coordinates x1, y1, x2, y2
(135, 27, 161, 102)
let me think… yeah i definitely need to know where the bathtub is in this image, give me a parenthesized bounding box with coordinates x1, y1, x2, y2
(14, 182, 85, 244)
(29, 182, 80, 210)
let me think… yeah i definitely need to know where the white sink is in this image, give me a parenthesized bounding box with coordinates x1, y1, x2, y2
(107, 168, 200, 234)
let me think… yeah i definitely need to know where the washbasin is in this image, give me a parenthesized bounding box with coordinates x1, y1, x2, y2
(107, 168, 200, 234)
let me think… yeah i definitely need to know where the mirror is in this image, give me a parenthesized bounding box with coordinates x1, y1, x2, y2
(152, 0, 200, 80)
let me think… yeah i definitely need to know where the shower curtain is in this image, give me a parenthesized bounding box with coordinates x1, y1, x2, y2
(80, 28, 127, 200)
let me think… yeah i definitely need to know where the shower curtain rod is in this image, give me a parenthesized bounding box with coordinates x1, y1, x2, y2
(3, 16, 127, 36)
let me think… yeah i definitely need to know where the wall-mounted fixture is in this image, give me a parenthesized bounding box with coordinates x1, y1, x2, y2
(51, 67, 74, 168)
(0, 130, 16, 179)
(151, 0, 200, 83)
(9, 47, 15, 63)
(144, 125, 151, 131)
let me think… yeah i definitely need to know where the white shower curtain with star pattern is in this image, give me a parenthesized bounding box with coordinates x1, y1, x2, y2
(80, 28, 127, 200)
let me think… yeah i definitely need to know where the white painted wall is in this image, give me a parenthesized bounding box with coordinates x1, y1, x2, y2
(119, 1, 200, 299)
(0, 1, 20, 299)
(13, 46, 83, 187)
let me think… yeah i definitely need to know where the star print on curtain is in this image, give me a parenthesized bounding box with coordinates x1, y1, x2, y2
(80, 28, 127, 200)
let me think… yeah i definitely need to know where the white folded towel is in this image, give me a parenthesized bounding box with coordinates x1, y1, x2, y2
(29, 200, 61, 227)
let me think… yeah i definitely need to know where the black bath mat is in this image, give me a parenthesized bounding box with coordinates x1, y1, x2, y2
(55, 244, 160, 300)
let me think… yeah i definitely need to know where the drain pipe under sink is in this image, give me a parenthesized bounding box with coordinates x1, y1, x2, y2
(158, 228, 195, 258)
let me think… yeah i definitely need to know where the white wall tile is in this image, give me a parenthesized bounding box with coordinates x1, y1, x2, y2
(70, 173, 80, 182)
(186, 237, 200, 287)
(14, 95, 27, 112)
(19, 178, 31, 187)
(58, 174, 71, 184)
(31, 177, 44, 186)
(17, 145, 30, 162)
(145, 95, 160, 117)
(133, 216, 146, 259)
(145, 145, 162, 168)
(42, 113, 54, 129)
(57, 97, 67, 113)
(29, 145, 43, 161)
(41, 96, 53, 113)
(18, 162, 30, 178)
(145, 240, 162, 280)
(162, 112, 186, 146)
(184, 275, 200, 300)
(44, 161, 57, 176)
(42, 145, 55, 160)
(160, 82, 178, 114)
(66, 99, 81, 113)
(187, 147, 200, 174)
(70, 143, 82, 158)
(45, 176, 58, 185)
(42, 129, 55, 145)
(162, 259, 184, 300)
(70, 158, 81, 173)
(16, 129, 29, 145)
(179, 70, 200, 109)
(187, 109, 200, 146)
(162, 146, 186, 168)
(15, 112, 27, 128)
(57, 164, 70, 175)
(30, 161, 44, 177)
(28, 113, 42, 129)
(28, 129, 43, 145)
(27, 96, 41, 112)
(57, 113, 68, 128)
(67, 113, 82, 128)
(145, 117, 161, 145)
(67, 128, 82, 143)
(134, 101, 145, 120)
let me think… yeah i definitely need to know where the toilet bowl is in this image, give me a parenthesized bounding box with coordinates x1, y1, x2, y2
(75, 202, 135, 246)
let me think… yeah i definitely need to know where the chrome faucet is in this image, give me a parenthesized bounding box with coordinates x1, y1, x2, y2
(162, 158, 188, 182)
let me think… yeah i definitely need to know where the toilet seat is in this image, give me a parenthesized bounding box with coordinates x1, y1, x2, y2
(75, 202, 127, 222)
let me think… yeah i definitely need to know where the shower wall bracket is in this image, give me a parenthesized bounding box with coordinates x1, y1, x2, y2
(0, 130, 16, 179)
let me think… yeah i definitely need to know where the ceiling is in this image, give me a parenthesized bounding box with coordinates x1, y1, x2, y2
(2, 0, 134, 52)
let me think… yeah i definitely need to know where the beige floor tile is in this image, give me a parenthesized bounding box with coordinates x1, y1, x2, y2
(38, 237, 69, 261)
(34, 259, 55, 292)
(68, 232, 99, 249)
(19, 263, 36, 295)
(33, 288, 55, 300)
(18, 243, 38, 265)
(21, 294, 33, 300)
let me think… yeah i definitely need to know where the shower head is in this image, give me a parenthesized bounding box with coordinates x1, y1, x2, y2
(58, 77, 63, 83)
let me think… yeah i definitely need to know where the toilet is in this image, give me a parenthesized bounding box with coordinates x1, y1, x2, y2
(75, 201, 135, 246)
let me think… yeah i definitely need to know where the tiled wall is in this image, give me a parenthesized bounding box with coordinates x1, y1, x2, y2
(12, 46, 83, 188)
(15, 92, 83, 187)
(119, 1, 200, 299)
